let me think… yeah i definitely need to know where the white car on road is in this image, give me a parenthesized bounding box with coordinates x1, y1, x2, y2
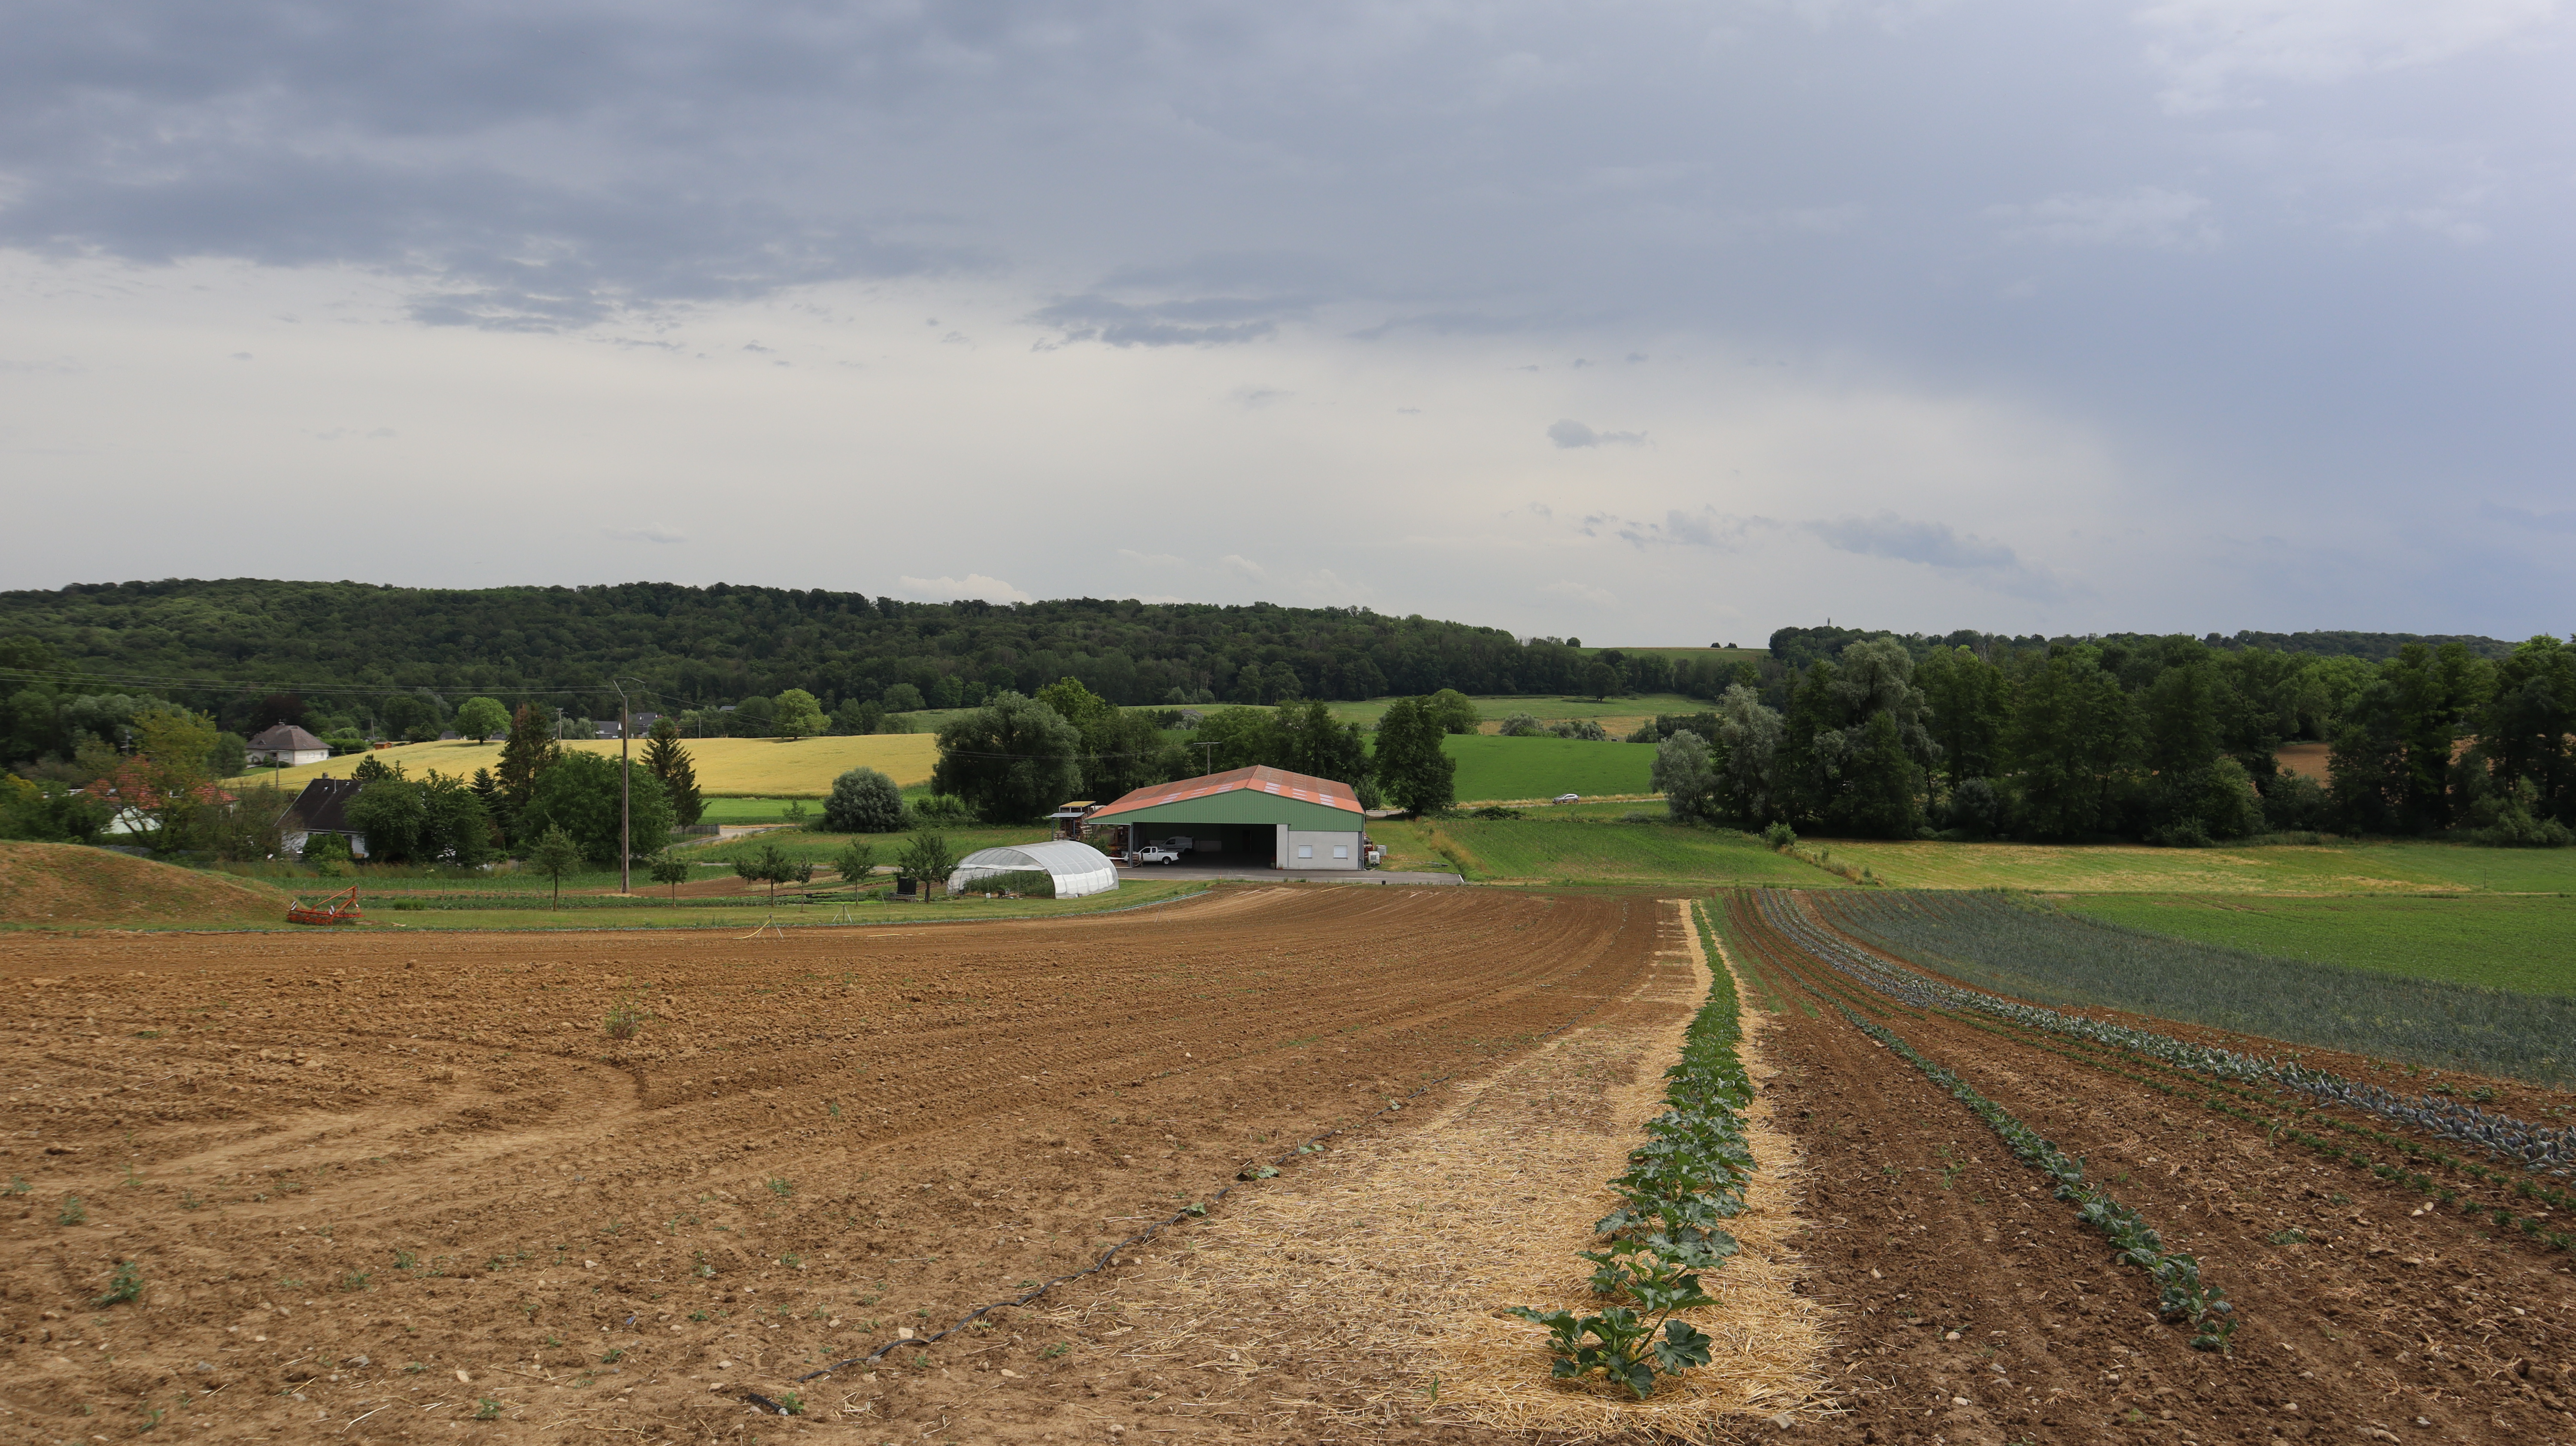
(1553, 793, 1581, 805)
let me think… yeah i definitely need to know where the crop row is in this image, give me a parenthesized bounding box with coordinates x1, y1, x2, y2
(1510, 900, 1756, 1399)
(1834, 1005, 2236, 1351)
(1750, 890, 2576, 1179)
(1933, 1004, 2576, 1253)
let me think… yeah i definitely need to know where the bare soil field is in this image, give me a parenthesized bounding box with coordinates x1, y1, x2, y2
(0, 887, 1662, 1443)
(1727, 892, 2576, 1446)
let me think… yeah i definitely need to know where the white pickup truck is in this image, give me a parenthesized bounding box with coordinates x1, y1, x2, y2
(1127, 844, 1185, 865)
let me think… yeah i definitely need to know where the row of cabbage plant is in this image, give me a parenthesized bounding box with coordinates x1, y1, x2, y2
(1837, 1005, 2238, 1351)
(1749, 890, 2574, 1179)
(1508, 900, 1755, 1399)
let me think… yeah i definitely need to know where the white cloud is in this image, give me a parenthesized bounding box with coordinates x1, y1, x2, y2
(1988, 187, 2218, 251)
(1549, 418, 1647, 449)
(1219, 554, 1267, 580)
(1118, 548, 1185, 567)
(2136, 0, 2558, 113)
(896, 573, 1034, 603)
(1542, 579, 1619, 607)
(603, 523, 688, 544)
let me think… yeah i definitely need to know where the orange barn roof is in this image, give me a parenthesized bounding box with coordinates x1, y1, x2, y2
(1087, 765, 1364, 821)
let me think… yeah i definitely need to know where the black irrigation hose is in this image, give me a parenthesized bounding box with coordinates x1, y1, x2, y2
(775, 977, 1627, 1404)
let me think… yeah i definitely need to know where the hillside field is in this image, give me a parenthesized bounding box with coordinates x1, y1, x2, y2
(2058, 891, 2576, 996)
(225, 732, 940, 797)
(1444, 734, 1655, 802)
(0, 841, 292, 929)
(1809, 835, 2576, 894)
(1319, 692, 1708, 737)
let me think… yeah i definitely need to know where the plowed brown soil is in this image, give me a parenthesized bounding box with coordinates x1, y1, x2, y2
(0, 887, 1655, 1443)
(1728, 891, 2576, 1446)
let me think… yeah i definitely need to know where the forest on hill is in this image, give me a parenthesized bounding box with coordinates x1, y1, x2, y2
(2, 577, 2562, 852)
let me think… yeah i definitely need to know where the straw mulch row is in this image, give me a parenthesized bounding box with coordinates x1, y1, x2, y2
(1043, 897, 1833, 1441)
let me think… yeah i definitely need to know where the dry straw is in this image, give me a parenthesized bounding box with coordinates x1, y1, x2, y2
(1077, 899, 1833, 1441)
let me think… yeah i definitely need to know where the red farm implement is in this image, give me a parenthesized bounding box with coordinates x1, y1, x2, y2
(286, 885, 364, 927)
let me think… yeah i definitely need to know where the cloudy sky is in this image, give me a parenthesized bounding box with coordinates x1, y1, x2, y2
(3, 0, 2568, 643)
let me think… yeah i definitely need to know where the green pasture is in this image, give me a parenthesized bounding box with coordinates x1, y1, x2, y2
(1577, 646, 1765, 665)
(1444, 734, 1655, 802)
(1809, 837, 2576, 895)
(695, 796, 814, 824)
(2058, 893, 2576, 998)
(1370, 814, 1831, 888)
(1318, 693, 1708, 729)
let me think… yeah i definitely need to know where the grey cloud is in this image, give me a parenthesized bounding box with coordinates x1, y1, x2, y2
(1805, 513, 2018, 569)
(1549, 419, 1645, 449)
(1028, 295, 1288, 348)
(2480, 501, 2576, 533)
(1803, 513, 2072, 601)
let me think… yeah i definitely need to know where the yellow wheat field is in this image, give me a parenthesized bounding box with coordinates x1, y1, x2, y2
(225, 732, 940, 796)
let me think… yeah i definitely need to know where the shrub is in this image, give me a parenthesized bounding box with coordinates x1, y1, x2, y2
(1549, 719, 1610, 741)
(907, 793, 976, 828)
(1761, 821, 1796, 850)
(823, 768, 906, 832)
(1498, 713, 1545, 738)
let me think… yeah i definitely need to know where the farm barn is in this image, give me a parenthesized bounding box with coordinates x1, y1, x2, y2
(1085, 765, 1370, 870)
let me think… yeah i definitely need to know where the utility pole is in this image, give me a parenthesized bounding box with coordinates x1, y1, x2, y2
(612, 678, 640, 895)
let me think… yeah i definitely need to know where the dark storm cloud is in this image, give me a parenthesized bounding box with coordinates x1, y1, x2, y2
(1, 0, 2569, 630)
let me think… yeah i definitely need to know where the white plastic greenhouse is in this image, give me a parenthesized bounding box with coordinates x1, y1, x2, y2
(946, 840, 1120, 899)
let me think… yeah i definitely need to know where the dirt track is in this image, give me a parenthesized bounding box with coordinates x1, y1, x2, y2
(1730, 891, 2576, 1446)
(0, 887, 1657, 1442)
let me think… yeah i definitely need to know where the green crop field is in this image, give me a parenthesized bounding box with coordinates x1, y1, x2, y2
(1815, 890, 2576, 1081)
(1807, 837, 2576, 894)
(1369, 814, 1831, 888)
(1443, 734, 1655, 802)
(2057, 893, 2576, 997)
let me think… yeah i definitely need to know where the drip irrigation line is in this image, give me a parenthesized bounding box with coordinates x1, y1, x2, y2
(776, 977, 1624, 1404)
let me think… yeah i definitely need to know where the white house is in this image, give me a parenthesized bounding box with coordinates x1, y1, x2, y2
(245, 724, 333, 767)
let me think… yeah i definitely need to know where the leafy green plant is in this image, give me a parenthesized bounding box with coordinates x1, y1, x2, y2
(1510, 900, 1750, 1396)
(94, 1261, 143, 1306)
(58, 1195, 87, 1226)
(766, 1177, 794, 1198)
(474, 1399, 501, 1421)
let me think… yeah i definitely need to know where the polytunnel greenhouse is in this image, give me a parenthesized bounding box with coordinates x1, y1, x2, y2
(946, 840, 1120, 899)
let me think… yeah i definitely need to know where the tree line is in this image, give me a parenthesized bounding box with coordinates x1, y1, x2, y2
(1646, 633, 2575, 845)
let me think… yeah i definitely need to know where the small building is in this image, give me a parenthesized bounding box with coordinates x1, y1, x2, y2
(245, 724, 332, 767)
(281, 775, 369, 859)
(1085, 765, 1369, 871)
(947, 841, 1119, 898)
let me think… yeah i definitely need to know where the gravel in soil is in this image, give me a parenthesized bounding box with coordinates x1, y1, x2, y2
(1740, 892, 2576, 1446)
(0, 887, 1649, 1442)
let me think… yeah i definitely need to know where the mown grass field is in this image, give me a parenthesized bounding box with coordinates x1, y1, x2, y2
(2057, 893, 2576, 997)
(1810, 837, 2576, 894)
(225, 733, 941, 796)
(1367, 814, 1830, 887)
(1444, 734, 1655, 802)
(1319, 692, 1709, 738)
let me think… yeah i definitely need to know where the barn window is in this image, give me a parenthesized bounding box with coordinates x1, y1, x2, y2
(1297, 845, 1313, 859)
(1332, 845, 1349, 859)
